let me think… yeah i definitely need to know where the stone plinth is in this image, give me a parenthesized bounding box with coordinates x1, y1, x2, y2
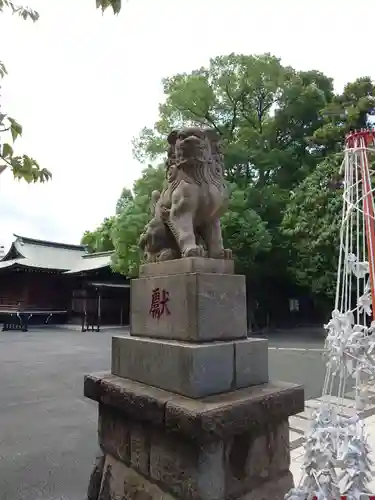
(139, 257, 235, 277)
(85, 374, 304, 500)
(131, 270, 247, 342)
(85, 257, 304, 500)
(112, 336, 269, 398)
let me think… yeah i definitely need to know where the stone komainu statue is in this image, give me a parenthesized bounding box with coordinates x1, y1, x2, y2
(139, 127, 232, 262)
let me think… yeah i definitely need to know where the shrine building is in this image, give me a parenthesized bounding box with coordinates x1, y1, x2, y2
(0, 234, 130, 328)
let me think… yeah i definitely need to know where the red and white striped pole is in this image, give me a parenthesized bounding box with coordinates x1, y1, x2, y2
(346, 129, 375, 318)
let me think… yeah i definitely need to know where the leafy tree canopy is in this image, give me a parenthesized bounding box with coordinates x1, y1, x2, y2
(281, 156, 343, 299)
(221, 185, 272, 275)
(313, 77, 375, 153)
(116, 187, 133, 215)
(111, 165, 166, 276)
(81, 216, 116, 254)
(132, 54, 335, 190)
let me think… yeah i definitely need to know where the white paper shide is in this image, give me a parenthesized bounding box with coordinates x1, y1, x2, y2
(286, 131, 375, 500)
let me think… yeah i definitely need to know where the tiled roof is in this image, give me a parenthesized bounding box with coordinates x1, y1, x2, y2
(0, 235, 113, 273)
(64, 251, 113, 274)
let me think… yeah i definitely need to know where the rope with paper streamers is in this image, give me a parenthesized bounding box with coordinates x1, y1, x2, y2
(286, 130, 375, 500)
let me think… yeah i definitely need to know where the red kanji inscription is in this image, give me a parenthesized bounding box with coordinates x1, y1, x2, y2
(149, 288, 171, 319)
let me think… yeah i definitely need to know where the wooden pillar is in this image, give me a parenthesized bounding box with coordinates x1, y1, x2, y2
(81, 285, 88, 332)
(97, 287, 101, 332)
(22, 272, 29, 308)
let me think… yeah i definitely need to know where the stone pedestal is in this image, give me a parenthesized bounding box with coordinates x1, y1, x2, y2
(85, 258, 304, 500)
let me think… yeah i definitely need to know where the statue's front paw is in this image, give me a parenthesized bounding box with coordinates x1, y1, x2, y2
(198, 245, 208, 257)
(183, 246, 203, 257)
(158, 249, 177, 261)
(143, 252, 157, 263)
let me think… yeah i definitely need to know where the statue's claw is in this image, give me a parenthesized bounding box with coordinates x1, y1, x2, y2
(208, 248, 232, 259)
(183, 246, 204, 257)
(158, 249, 178, 261)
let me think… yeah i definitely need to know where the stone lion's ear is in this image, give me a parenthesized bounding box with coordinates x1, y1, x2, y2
(167, 130, 179, 145)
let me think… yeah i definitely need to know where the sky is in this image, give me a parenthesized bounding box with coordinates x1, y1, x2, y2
(0, 0, 374, 250)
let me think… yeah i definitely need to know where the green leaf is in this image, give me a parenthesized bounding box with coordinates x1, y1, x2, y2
(8, 117, 23, 141)
(0, 61, 7, 78)
(2, 143, 13, 159)
(0, 1, 39, 21)
(8, 153, 52, 183)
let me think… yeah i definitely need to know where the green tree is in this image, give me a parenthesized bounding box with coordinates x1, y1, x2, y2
(130, 54, 336, 288)
(221, 185, 272, 275)
(81, 216, 116, 253)
(129, 54, 340, 299)
(313, 77, 375, 154)
(133, 54, 287, 174)
(0, 1, 51, 183)
(272, 70, 334, 186)
(116, 187, 133, 215)
(133, 54, 334, 188)
(111, 164, 165, 276)
(281, 156, 343, 302)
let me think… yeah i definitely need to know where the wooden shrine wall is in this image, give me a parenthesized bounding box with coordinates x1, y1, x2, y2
(0, 267, 131, 325)
(71, 286, 130, 325)
(0, 271, 71, 310)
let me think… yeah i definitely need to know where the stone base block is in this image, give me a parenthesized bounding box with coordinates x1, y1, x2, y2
(86, 374, 303, 500)
(98, 405, 292, 499)
(95, 453, 294, 500)
(84, 374, 304, 443)
(111, 336, 268, 398)
(131, 272, 247, 342)
(139, 257, 234, 277)
(94, 431, 294, 500)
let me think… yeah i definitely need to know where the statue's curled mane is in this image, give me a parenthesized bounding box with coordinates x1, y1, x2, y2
(166, 127, 225, 191)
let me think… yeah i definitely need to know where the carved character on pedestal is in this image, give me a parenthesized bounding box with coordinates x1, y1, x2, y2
(138, 127, 232, 262)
